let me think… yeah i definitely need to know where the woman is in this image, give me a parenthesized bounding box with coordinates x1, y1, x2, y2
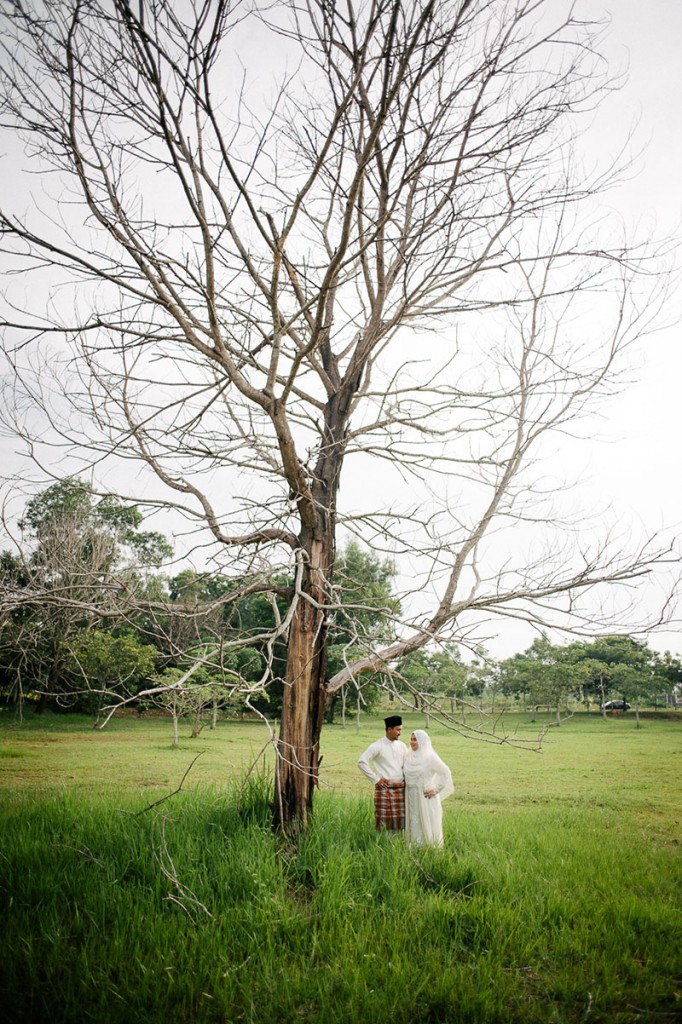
(403, 729, 454, 846)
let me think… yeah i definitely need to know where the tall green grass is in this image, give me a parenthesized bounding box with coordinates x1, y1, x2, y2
(1, 712, 681, 1022)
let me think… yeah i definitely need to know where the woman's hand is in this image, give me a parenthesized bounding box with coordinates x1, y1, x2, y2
(424, 788, 436, 799)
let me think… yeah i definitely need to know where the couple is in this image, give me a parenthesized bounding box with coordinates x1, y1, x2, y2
(357, 715, 454, 846)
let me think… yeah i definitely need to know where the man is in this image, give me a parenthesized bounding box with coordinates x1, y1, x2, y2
(357, 715, 407, 832)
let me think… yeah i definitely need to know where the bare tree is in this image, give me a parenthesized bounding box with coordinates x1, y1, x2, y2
(0, 0, 674, 827)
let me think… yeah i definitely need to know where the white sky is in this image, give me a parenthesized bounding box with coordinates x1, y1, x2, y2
(556, 0, 682, 658)
(577, 0, 681, 515)
(350, 0, 682, 660)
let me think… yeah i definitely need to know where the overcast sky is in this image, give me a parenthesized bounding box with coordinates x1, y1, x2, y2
(360, 0, 682, 659)
(576, 0, 681, 516)
(556, 0, 682, 657)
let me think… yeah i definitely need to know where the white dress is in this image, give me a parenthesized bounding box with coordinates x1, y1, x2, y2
(403, 730, 454, 846)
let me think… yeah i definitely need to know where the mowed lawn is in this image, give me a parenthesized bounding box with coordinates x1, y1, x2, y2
(0, 709, 680, 1023)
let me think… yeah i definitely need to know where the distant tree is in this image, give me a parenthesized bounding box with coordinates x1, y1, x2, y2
(140, 545, 401, 728)
(566, 636, 660, 717)
(144, 654, 262, 746)
(21, 478, 171, 571)
(67, 629, 157, 720)
(326, 542, 400, 724)
(398, 646, 464, 694)
(142, 570, 230, 670)
(463, 658, 491, 702)
(501, 634, 681, 724)
(500, 636, 586, 724)
(393, 644, 472, 726)
(651, 651, 682, 706)
(0, 479, 171, 711)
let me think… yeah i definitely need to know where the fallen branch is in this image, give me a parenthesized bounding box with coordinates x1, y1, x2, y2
(155, 815, 213, 923)
(135, 751, 206, 816)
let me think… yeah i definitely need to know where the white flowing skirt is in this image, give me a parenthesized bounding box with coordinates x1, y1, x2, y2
(404, 783, 444, 846)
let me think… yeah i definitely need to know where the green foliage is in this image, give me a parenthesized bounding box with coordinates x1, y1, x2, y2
(330, 541, 400, 641)
(66, 630, 157, 712)
(570, 636, 678, 706)
(654, 650, 682, 693)
(500, 634, 682, 711)
(20, 477, 94, 533)
(464, 653, 500, 701)
(326, 542, 401, 719)
(0, 479, 173, 710)
(141, 570, 289, 716)
(22, 478, 173, 568)
(500, 636, 587, 715)
(222, 586, 289, 713)
(398, 646, 467, 695)
(137, 543, 403, 724)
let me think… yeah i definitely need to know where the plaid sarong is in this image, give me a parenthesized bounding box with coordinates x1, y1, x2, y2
(374, 781, 405, 831)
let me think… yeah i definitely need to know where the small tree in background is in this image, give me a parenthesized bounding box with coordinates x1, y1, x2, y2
(0, 479, 171, 712)
(550, 636, 660, 721)
(67, 629, 157, 721)
(500, 636, 586, 724)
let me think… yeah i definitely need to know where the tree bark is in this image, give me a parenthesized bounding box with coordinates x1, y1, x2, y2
(273, 544, 329, 830)
(273, 397, 348, 828)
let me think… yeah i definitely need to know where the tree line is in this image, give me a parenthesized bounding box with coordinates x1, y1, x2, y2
(1, 480, 679, 734)
(0, 479, 400, 730)
(401, 635, 682, 726)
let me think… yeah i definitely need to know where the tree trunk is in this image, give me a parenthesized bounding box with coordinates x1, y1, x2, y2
(272, 393, 349, 829)
(92, 691, 104, 728)
(191, 707, 202, 738)
(172, 703, 179, 749)
(273, 598, 327, 830)
(273, 538, 330, 831)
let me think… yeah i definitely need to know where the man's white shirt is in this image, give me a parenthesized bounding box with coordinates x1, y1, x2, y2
(357, 737, 407, 784)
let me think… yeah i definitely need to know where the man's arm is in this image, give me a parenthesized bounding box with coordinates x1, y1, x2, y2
(357, 740, 380, 783)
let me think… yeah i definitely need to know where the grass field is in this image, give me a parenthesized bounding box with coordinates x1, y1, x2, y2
(1, 709, 680, 1023)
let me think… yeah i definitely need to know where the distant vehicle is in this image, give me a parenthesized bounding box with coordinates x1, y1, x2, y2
(601, 700, 631, 711)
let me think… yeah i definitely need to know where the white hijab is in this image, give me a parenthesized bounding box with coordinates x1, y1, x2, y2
(404, 729, 454, 800)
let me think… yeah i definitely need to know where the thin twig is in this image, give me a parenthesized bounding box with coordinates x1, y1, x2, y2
(52, 842, 104, 866)
(406, 849, 480, 896)
(135, 751, 205, 816)
(155, 815, 213, 923)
